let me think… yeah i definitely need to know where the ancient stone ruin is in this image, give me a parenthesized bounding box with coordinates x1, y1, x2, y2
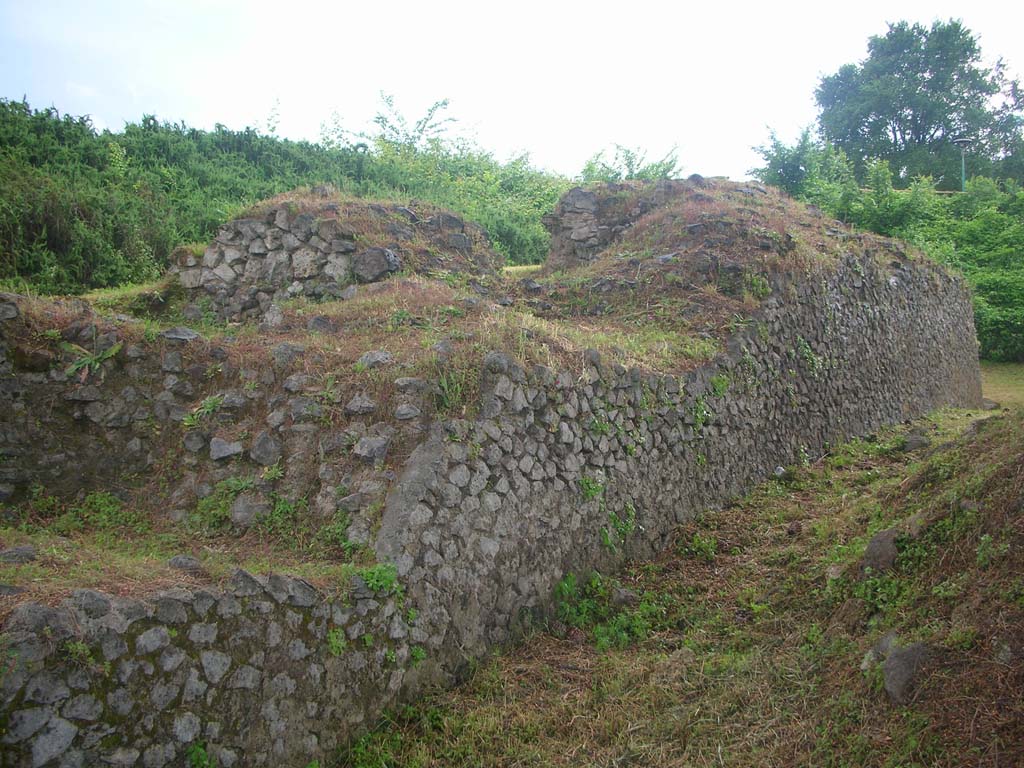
(542, 178, 692, 271)
(172, 186, 498, 322)
(0, 180, 982, 766)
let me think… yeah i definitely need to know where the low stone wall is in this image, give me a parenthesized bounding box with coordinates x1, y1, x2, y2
(0, 303, 206, 502)
(0, 251, 982, 765)
(0, 571, 414, 766)
(0, 293, 432, 518)
(174, 195, 496, 322)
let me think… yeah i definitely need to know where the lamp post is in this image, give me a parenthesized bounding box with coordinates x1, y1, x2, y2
(952, 137, 972, 192)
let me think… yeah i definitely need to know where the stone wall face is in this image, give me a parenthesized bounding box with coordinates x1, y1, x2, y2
(376, 254, 982, 669)
(0, 295, 431, 516)
(542, 180, 689, 271)
(1, 572, 413, 767)
(0, 253, 982, 765)
(0, 297, 161, 503)
(174, 200, 495, 322)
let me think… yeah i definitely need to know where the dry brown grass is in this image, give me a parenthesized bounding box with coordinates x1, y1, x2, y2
(0, 510, 364, 623)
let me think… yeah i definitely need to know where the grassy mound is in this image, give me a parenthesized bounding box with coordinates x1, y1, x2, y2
(511, 179, 936, 373)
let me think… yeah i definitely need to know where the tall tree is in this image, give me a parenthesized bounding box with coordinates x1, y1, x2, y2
(816, 20, 1024, 189)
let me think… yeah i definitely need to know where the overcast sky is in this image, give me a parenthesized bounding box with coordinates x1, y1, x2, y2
(2, 1, 1022, 180)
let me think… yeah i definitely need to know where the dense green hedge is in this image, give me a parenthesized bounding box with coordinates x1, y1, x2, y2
(0, 100, 569, 293)
(973, 270, 1024, 361)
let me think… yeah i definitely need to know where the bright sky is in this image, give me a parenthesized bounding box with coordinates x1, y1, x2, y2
(2, 1, 1022, 180)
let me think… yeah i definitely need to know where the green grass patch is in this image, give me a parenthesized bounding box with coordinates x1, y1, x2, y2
(980, 361, 1024, 408)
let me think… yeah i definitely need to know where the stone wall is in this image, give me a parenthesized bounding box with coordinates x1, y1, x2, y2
(0, 304, 204, 503)
(0, 294, 437, 765)
(542, 179, 691, 271)
(174, 194, 497, 322)
(0, 292, 433, 517)
(0, 571, 412, 766)
(376, 252, 981, 669)
(0, 250, 982, 765)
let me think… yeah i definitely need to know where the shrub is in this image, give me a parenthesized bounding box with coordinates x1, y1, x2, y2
(554, 571, 673, 650)
(0, 97, 570, 295)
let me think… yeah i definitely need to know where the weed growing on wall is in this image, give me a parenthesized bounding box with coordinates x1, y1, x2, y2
(188, 476, 254, 532)
(579, 476, 604, 501)
(709, 373, 731, 397)
(182, 395, 224, 429)
(327, 628, 348, 656)
(601, 502, 638, 553)
(63, 341, 122, 378)
(186, 743, 216, 768)
(690, 396, 712, 434)
(359, 563, 401, 596)
(796, 336, 824, 378)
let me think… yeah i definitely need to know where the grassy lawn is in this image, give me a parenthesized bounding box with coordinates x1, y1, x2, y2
(981, 361, 1024, 408)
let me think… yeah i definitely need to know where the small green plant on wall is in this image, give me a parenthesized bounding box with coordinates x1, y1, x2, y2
(64, 341, 122, 378)
(601, 502, 638, 553)
(709, 373, 730, 397)
(183, 395, 224, 428)
(327, 628, 348, 656)
(580, 475, 604, 501)
(187, 743, 216, 768)
(359, 563, 401, 595)
(691, 396, 712, 434)
(796, 336, 824, 378)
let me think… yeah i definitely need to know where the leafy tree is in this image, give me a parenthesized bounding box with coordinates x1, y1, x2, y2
(751, 129, 819, 197)
(973, 269, 1024, 361)
(754, 22, 1024, 361)
(752, 130, 861, 220)
(816, 20, 1024, 188)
